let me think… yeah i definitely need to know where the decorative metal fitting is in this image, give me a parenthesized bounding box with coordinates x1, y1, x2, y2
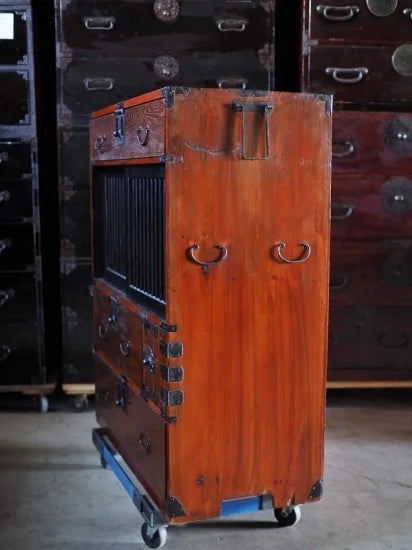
(188, 244, 228, 275)
(273, 242, 312, 264)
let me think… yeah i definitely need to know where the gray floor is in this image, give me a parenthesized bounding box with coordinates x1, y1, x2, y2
(0, 392, 411, 550)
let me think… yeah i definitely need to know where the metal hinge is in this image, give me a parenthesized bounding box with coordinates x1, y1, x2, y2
(113, 103, 125, 142)
(160, 364, 183, 383)
(160, 389, 184, 407)
(160, 341, 183, 358)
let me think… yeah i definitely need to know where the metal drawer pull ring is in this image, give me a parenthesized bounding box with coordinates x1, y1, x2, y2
(98, 322, 109, 340)
(83, 17, 115, 30)
(378, 333, 408, 350)
(137, 126, 150, 146)
(404, 8, 412, 19)
(94, 135, 106, 151)
(331, 203, 355, 220)
(0, 291, 10, 307)
(273, 242, 312, 264)
(332, 140, 355, 158)
(316, 5, 360, 21)
(119, 340, 131, 357)
(330, 273, 349, 290)
(0, 345, 11, 362)
(325, 67, 368, 83)
(188, 244, 228, 274)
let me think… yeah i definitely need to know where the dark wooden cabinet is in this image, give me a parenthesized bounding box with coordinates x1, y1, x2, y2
(91, 87, 331, 526)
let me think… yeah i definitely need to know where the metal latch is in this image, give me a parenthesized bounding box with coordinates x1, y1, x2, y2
(113, 104, 125, 142)
(115, 376, 128, 409)
(232, 101, 273, 160)
(108, 295, 118, 329)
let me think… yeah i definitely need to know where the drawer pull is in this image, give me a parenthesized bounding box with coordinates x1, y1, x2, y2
(138, 433, 152, 455)
(119, 339, 131, 357)
(0, 190, 10, 202)
(0, 152, 9, 163)
(378, 333, 409, 350)
(331, 203, 355, 220)
(98, 322, 109, 340)
(83, 16, 116, 31)
(0, 345, 11, 362)
(273, 242, 312, 264)
(316, 4, 360, 21)
(0, 238, 12, 254)
(137, 125, 151, 146)
(332, 140, 355, 158)
(0, 289, 13, 307)
(325, 67, 368, 84)
(217, 77, 247, 90)
(115, 376, 128, 408)
(404, 8, 412, 19)
(216, 17, 248, 32)
(84, 78, 115, 92)
(188, 244, 228, 275)
(330, 273, 349, 290)
(94, 135, 106, 151)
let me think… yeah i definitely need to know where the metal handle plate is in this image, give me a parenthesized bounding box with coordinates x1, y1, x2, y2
(217, 77, 248, 90)
(216, 17, 248, 31)
(273, 242, 312, 264)
(332, 140, 355, 158)
(83, 16, 116, 30)
(84, 78, 115, 91)
(316, 4, 360, 21)
(325, 67, 368, 84)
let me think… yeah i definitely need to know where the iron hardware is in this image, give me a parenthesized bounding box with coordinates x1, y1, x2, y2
(216, 17, 248, 31)
(98, 322, 109, 340)
(160, 341, 183, 358)
(0, 290, 13, 307)
(0, 191, 10, 203)
(217, 77, 247, 90)
(84, 78, 115, 91)
(83, 16, 116, 30)
(316, 4, 360, 21)
(160, 389, 184, 406)
(0, 238, 12, 255)
(332, 140, 355, 158)
(378, 333, 409, 350)
(94, 135, 106, 151)
(160, 364, 183, 382)
(404, 8, 412, 19)
(232, 101, 273, 160)
(160, 322, 177, 333)
(115, 376, 128, 408)
(137, 125, 150, 146)
(113, 106, 125, 141)
(108, 295, 118, 328)
(138, 433, 152, 455)
(331, 203, 355, 220)
(0, 345, 11, 362)
(0, 152, 9, 163)
(273, 242, 312, 264)
(330, 273, 349, 290)
(188, 244, 228, 275)
(119, 339, 131, 357)
(142, 345, 155, 373)
(325, 67, 368, 84)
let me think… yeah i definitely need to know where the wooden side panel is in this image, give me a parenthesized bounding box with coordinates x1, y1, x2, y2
(164, 89, 331, 521)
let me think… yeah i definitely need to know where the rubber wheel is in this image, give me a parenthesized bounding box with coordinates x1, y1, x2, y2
(274, 505, 302, 527)
(36, 396, 49, 413)
(141, 523, 167, 549)
(70, 395, 89, 413)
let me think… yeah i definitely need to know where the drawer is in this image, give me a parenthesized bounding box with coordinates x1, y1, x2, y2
(332, 111, 412, 175)
(309, 0, 412, 44)
(306, 44, 412, 105)
(59, 131, 89, 190)
(0, 323, 41, 386)
(0, 223, 34, 270)
(0, 142, 32, 179)
(60, 53, 270, 126)
(331, 174, 412, 239)
(0, 179, 32, 220)
(0, 71, 30, 126)
(90, 99, 165, 161)
(57, 0, 273, 58)
(0, 8, 28, 65)
(330, 239, 412, 306)
(0, 272, 37, 323)
(94, 352, 166, 505)
(60, 188, 91, 257)
(328, 306, 412, 370)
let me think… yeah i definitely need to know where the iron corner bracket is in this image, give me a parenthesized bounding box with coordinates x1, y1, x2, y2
(314, 94, 333, 117)
(308, 479, 323, 500)
(160, 322, 178, 333)
(165, 496, 187, 518)
(161, 86, 189, 108)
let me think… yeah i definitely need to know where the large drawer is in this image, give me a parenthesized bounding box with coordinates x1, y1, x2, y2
(94, 352, 166, 505)
(0, 8, 28, 65)
(309, 0, 412, 44)
(332, 111, 412, 175)
(306, 44, 412, 105)
(0, 323, 41, 386)
(330, 239, 412, 306)
(0, 71, 31, 126)
(328, 305, 412, 370)
(0, 142, 32, 179)
(331, 174, 412, 239)
(0, 179, 33, 220)
(0, 223, 35, 270)
(0, 272, 37, 323)
(57, 0, 273, 57)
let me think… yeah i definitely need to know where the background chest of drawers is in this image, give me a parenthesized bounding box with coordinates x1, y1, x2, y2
(301, 0, 412, 386)
(55, 0, 276, 396)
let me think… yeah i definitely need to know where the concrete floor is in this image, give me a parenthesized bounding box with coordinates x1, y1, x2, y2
(0, 391, 411, 550)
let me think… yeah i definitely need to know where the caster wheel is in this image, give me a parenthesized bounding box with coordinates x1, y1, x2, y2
(70, 394, 89, 412)
(141, 523, 167, 549)
(36, 396, 49, 413)
(274, 505, 301, 527)
(100, 456, 107, 469)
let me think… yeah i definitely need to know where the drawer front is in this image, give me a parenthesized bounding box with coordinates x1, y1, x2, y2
(0, 71, 30, 126)
(94, 352, 166, 504)
(0, 323, 40, 385)
(307, 44, 412, 105)
(0, 9, 28, 65)
(60, 53, 270, 126)
(331, 174, 412, 239)
(0, 223, 34, 270)
(332, 111, 412, 175)
(0, 272, 37, 323)
(330, 240, 412, 306)
(310, 0, 412, 43)
(91, 100, 165, 161)
(60, 188, 90, 257)
(0, 142, 32, 179)
(59, 131, 89, 190)
(58, 0, 273, 57)
(329, 306, 412, 370)
(0, 179, 32, 220)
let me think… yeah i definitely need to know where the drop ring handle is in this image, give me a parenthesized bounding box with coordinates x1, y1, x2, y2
(403, 8, 412, 19)
(332, 140, 355, 158)
(325, 67, 368, 84)
(137, 125, 150, 146)
(98, 322, 109, 340)
(0, 345, 11, 362)
(273, 242, 312, 264)
(188, 244, 228, 274)
(316, 5, 360, 21)
(378, 333, 409, 350)
(119, 339, 131, 357)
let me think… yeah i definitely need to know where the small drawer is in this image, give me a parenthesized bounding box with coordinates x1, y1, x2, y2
(0, 223, 34, 270)
(0, 71, 30, 126)
(0, 179, 33, 220)
(94, 352, 166, 505)
(0, 142, 32, 179)
(330, 239, 412, 306)
(0, 272, 37, 323)
(332, 111, 412, 175)
(331, 174, 412, 239)
(0, 323, 40, 386)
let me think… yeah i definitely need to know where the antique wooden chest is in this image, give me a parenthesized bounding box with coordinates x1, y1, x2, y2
(90, 87, 331, 535)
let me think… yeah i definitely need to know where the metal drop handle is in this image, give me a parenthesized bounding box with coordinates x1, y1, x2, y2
(98, 322, 109, 340)
(83, 16, 115, 30)
(378, 333, 409, 349)
(188, 244, 228, 274)
(0, 345, 11, 362)
(0, 152, 9, 163)
(325, 67, 368, 84)
(216, 17, 248, 31)
(0, 191, 10, 203)
(137, 126, 150, 146)
(0, 290, 10, 307)
(332, 140, 355, 158)
(138, 433, 152, 455)
(0, 238, 12, 254)
(119, 339, 131, 357)
(273, 242, 312, 264)
(84, 78, 115, 91)
(330, 273, 349, 290)
(94, 135, 106, 151)
(316, 4, 360, 21)
(403, 8, 412, 19)
(217, 77, 247, 90)
(331, 203, 355, 220)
